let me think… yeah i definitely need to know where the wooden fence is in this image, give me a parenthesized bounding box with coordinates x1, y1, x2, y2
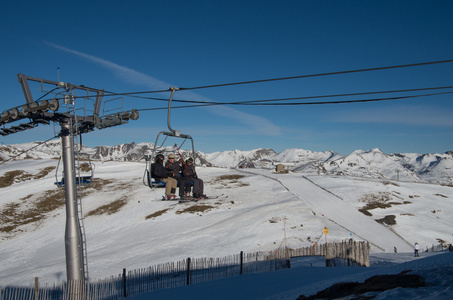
(0, 239, 370, 300)
(0, 250, 289, 300)
(288, 239, 370, 267)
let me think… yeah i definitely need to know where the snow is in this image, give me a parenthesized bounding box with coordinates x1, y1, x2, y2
(1, 146, 453, 298)
(129, 252, 453, 300)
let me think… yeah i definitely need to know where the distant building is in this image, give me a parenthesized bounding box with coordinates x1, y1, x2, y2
(275, 164, 288, 174)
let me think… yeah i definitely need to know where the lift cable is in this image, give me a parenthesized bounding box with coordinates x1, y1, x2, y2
(30, 84, 453, 115)
(235, 90, 453, 106)
(97, 58, 453, 98)
(177, 59, 453, 91)
(141, 85, 453, 106)
(135, 89, 453, 112)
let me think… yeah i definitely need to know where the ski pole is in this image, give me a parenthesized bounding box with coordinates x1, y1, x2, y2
(174, 144, 187, 170)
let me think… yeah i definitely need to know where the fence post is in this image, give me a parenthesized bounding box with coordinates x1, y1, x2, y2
(186, 258, 191, 285)
(325, 243, 332, 267)
(240, 251, 243, 275)
(122, 268, 127, 298)
(34, 277, 39, 300)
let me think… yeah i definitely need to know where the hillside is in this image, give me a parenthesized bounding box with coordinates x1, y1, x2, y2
(1, 143, 453, 288)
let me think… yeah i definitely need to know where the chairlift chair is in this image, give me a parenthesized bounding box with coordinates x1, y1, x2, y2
(143, 87, 196, 189)
(55, 154, 95, 188)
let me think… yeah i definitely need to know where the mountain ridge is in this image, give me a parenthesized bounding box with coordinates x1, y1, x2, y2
(1, 141, 452, 185)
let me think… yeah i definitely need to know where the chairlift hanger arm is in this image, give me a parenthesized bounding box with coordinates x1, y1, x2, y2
(167, 87, 179, 135)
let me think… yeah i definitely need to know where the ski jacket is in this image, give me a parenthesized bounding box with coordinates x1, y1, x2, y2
(151, 162, 168, 180)
(182, 164, 197, 178)
(165, 161, 182, 178)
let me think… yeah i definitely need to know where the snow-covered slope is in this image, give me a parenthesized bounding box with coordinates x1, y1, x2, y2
(1, 155, 453, 288)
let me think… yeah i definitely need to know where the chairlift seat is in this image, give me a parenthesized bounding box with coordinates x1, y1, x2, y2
(151, 180, 166, 188)
(55, 176, 93, 188)
(149, 174, 194, 188)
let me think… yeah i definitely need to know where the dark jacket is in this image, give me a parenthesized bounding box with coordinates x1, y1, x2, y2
(151, 162, 168, 180)
(165, 161, 182, 178)
(182, 163, 197, 178)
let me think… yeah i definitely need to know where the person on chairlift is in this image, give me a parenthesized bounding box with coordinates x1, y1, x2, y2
(165, 153, 191, 199)
(151, 153, 177, 200)
(183, 157, 205, 199)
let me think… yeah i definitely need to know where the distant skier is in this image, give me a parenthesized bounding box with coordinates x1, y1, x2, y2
(182, 157, 205, 199)
(414, 242, 420, 257)
(394, 247, 397, 253)
(151, 154, 177, 200)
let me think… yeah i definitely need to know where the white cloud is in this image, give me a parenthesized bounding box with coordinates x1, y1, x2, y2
(44, 41, 170, 90)
(44, 41, 283, 136)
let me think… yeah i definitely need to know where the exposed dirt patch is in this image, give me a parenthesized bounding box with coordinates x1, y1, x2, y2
(79, 163, 93, 172)
(176, 204, 214, 215)
(0, 167, 56, 188)
(376, 215, 397, 226)
(0, 170, 33, 188)
(0, 188, 65, 235)
(86, 197, 128, 216)
(358, 192, 411, 216)
(434, 193, 448, 198)
(382, 181, 400, 187)
(215, 174, 246, 181)
(0, 177, 118, 237)
(210, 174, 250, 188)
(146, 208, 170, 220)
(84, 178, 115, 192)
(297, 270, 425, 300)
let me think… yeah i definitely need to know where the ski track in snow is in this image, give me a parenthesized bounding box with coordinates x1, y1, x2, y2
(238, 169, 415, 253)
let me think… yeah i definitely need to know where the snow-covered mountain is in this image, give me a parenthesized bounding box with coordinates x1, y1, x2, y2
(1, 142, 452, 185)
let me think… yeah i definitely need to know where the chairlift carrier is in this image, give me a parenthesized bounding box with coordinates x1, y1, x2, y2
(144, 87, 196, 188)
(55, 137, 95, 188)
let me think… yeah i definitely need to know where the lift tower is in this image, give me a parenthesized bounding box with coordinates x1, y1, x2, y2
(1, 74, 139, 293)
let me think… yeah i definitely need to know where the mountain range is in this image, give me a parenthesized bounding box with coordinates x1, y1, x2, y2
(1, 141, 452, 185)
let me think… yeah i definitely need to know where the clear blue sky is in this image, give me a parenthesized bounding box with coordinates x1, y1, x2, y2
(1, 0, 453, 155)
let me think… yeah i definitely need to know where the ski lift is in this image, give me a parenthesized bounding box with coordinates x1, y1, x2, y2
(143, 87, 196, 189)
(55, 153, 95, 188)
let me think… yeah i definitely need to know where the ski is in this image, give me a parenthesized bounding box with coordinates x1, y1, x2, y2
(161, 194, 227, 203)
(178, 198, 199, 203)
(195, 194, 225, 200)
(161, 195, 181, 201)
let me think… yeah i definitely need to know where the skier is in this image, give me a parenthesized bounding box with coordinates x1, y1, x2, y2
(151, 154, 177, 200)
(414, 242, 420, 257)
(165, 153, 191, 199)
(182, 157, 205, 199)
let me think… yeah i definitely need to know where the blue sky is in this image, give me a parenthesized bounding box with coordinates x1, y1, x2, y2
(1, 0, 453, 155)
